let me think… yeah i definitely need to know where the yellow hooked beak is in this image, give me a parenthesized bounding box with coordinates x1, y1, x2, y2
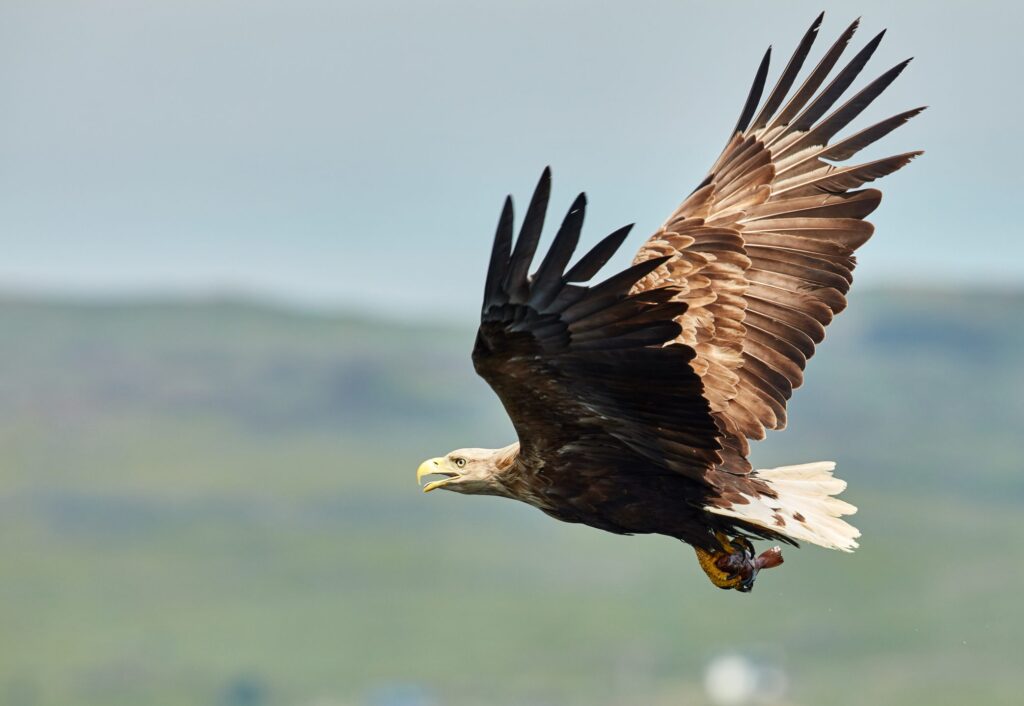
(416, 457, 458, 493)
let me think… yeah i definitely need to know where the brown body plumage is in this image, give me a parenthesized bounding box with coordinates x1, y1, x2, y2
(417, 14, 921, 592)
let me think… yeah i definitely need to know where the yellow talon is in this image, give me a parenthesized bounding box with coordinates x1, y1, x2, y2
(695, 545, 744, 589)
(694, 533, 781, 592)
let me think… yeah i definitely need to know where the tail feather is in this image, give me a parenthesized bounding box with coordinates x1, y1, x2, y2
(706, 461, 860, 552)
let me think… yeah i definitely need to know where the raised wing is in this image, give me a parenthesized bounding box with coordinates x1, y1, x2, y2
(632, 14, 923, 472)
(473, 169, 722, 480)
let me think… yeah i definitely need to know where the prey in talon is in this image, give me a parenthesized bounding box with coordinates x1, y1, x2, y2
(695, 533, 785, 593)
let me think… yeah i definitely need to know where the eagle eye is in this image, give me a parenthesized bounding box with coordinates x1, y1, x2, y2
(454, 457, 467, 468)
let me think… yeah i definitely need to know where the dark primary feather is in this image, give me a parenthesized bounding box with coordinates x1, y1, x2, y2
(504, 168, 551, 303)
(733, 47, 772, 135)
(481, 196, 514, 312)
(750, 11, 824, 131)
(561, 257, 673, 323)
(563, 224, 634, 283)
(529, 192, 586, 310)
(822, 106, 926, 160)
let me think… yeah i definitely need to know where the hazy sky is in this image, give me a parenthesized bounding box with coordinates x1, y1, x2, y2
(1, 1, 1021, 319)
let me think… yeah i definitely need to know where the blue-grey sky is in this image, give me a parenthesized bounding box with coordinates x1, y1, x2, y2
(1, 1, 1020, 319)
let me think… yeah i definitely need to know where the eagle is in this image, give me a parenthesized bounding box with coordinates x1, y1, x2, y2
(417, 14, 921, 592)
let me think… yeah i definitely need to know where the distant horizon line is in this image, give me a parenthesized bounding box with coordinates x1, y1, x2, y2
(1, 281, 1021, 328)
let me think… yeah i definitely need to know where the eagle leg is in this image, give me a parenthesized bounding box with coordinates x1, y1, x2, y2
(694, 534, 784, 592)
(713, 531, 753, 556)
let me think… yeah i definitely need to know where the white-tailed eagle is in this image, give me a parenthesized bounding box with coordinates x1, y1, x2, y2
(417, 14, 921, 592)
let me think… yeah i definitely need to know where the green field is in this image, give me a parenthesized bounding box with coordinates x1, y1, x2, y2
(0, 289, 1021, 705)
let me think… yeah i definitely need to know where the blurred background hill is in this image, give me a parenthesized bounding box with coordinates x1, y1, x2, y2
(0, 287, 1021, 706)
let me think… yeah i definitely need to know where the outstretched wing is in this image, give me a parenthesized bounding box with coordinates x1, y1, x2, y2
(472, 169, 722, 482)
(632, 14, 923, 472)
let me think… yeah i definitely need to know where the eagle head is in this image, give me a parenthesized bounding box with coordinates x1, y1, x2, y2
(416, 446, 516, 496)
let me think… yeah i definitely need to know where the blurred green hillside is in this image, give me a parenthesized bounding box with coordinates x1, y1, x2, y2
(0, 289, 1021, 706)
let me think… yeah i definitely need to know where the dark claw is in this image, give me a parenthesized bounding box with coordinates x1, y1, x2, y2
(732, 536, 756, 555)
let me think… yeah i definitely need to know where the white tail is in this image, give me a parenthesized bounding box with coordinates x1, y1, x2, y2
(705, 462, 860, 551)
